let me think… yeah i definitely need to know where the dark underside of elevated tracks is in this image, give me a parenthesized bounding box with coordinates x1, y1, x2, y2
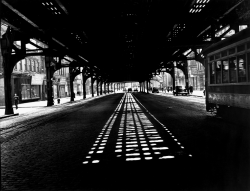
(1, 1, 250, 191)
(1, 0, 250, 81)
(1, 0, 250, 114)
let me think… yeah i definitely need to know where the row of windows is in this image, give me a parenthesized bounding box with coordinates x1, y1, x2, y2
(209, 42, 250, 61)
(210, 52, 250, 84)
(14, 59, 45, 73)
(55, 68, 67, 76)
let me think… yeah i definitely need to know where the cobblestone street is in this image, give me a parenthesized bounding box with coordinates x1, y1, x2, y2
(1, 93, 249, 191)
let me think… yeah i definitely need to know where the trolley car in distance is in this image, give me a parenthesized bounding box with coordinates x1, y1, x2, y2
(203, 27, 250, 126)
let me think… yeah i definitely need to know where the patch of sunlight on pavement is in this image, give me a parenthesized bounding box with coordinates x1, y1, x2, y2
(83, 93, 192, 165)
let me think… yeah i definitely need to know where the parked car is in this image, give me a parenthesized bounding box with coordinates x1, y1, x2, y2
(134, 88, 138, 92)
(152, 87, 159, 93)
(173, 86, 188, 96)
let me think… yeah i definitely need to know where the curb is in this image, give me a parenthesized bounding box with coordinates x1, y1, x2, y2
(0, 113, 19, 119)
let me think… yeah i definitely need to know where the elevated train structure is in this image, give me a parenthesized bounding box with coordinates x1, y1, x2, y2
(204, 27, 250, 125)
(1, 0, 250, 123)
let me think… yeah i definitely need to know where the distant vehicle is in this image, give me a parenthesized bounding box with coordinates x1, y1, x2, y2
(134, 88, 138, 92)
(173, 86, 188, 96)
(128, 88, 132, 92)
(152, 87, 159, 93)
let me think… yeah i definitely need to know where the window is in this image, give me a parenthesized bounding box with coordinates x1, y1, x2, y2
(31, 85, 40, 98)
(29, 60, 32, 71)
(229, 57, 237, 83)
(34, 60, 36, 72)
(210, 62, 215, 84)
(237, 44, 245, 52)
(41, 60, 44, 73)
(26, 59, 30, 71)
(216, 61, 222, 84)
(238, 55, 246, 82)
(19, 61, 22, 71)
(209, 55, 214, 61)
(25, 59, 28, 71)
(221, 50, 227, 57)
(229, 48, 235, 55)
(215, 53, 220, 59)
(247, 53, 250, 82)
(32, 60, 35, 71)
(222, 60, 229, 83)
(36, 61, 39, 72)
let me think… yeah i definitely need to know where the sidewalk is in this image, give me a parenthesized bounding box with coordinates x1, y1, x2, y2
(156, 90, 205, 97)
(0, 94, 101, 119)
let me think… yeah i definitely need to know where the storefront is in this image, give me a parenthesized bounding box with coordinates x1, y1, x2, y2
(12, 73, 45, 103)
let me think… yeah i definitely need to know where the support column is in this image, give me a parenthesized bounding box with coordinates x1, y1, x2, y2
(108, 83, 110, 93)
(45, 57, 55, 105)
(100, 81, 103, 95)
(91, 76, 94, 97)
(82, 69, 86, 99)
(184, 61, 189, 94)
(1, 28, 25, 114)
(69, 67, 74, 101)
(104, 82, 106, 94)
(173, 63, 176, 95)
(146, 80, 149, 93)
(96, 78, 99, 96)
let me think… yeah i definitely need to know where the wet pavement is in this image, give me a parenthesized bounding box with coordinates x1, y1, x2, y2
(1, 92, 249, 191)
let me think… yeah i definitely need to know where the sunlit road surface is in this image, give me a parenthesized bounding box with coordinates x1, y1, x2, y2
(78, 93, 194, 190)
(82, 93, 191, 165)
(2, 93, 249, 191)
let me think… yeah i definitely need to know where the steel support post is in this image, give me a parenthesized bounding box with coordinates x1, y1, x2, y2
(172, 64, 176, 95)
(91, 76, 94, 97)
(104, 82, 106, 94)
(1, 45, 14, 114)
(2, 52, 15, 114)
(96, 78, 99, 96)
(107, 83, 110, 94)
(146, 80, 149, 93)
(45, 56, 55, 105)
(184, 61, 189, 94)
(100, 81, 103, 95)
(69, 67, 74, 102)
(82, 69, 86, 99)
(1, 29, 26, 114)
